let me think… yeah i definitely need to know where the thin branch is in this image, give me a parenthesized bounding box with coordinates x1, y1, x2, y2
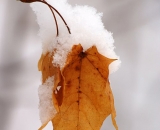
(36, 0, 71, 35)
(20, 0, 71, 36)
(42, 0, 59, 36)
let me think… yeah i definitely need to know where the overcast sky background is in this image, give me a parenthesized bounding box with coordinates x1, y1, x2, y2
(0, 0, 160, 130)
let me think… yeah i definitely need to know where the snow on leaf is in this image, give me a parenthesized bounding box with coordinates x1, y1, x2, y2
(38, 52, 64, 130)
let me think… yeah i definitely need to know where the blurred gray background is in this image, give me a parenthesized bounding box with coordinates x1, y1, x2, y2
(0, 0, 160, 130)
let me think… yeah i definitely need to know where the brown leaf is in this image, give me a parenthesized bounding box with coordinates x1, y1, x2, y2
(51, 44, 118, 130)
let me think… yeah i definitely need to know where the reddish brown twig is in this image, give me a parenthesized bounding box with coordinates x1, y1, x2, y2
(19, 0, 71, 36)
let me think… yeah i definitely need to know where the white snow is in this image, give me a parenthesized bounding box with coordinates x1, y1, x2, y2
(30, 0, 120, 73)
(38, 76, 57, 124)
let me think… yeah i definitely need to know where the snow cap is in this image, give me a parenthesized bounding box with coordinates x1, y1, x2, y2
(31, 0, 120, 73)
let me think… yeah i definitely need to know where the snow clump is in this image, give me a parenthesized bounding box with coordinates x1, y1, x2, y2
(31, 0, 120, 73)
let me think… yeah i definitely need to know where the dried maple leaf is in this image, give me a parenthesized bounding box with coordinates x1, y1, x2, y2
(19, 1, 118, 130)
(48, 44, 118, 130)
